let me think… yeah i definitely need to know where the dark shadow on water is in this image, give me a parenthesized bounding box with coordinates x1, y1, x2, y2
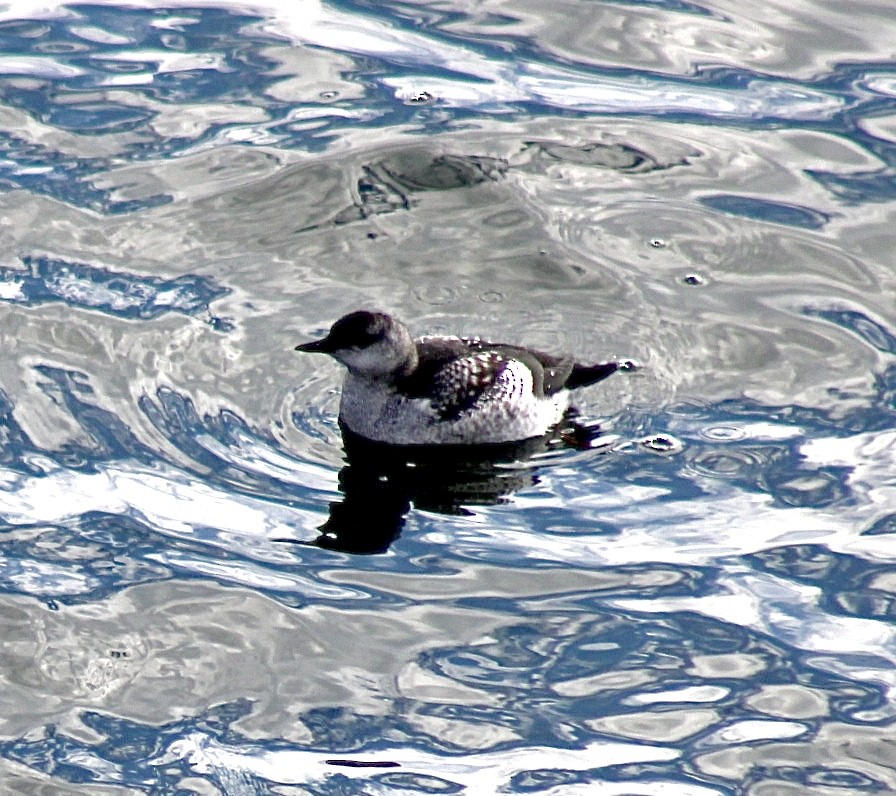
(312, 419, 608, 555)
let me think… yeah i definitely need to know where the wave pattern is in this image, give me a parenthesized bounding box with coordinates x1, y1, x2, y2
(1, 1, 896, 794)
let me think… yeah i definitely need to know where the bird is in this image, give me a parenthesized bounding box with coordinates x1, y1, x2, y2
(295, 310, 618, 446)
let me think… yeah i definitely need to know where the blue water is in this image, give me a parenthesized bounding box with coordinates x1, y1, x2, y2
(1, 1, 896, 794)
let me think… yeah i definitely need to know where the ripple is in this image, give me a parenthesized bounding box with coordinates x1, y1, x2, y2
(523, 140, 686, 173)
(413, 284, 459, 305)
(689, 448, 763, 478)
(701, 193, 833, 229)
(0, 3, 894, 795)
(478, 290, 504, 303)
(640, 434, 685, 454)
(163, 731, 678, 791)
(701, 425, 747, 441)
(0, 256, 232, 329)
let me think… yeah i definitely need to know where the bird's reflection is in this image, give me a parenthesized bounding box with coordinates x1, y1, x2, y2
(313, 416, 608, 554)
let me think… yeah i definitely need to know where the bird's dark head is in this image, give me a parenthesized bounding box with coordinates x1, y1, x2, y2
(295, 310, 416, 377)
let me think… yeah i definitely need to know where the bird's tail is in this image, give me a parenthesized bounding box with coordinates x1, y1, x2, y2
(565, 361, 618, 389)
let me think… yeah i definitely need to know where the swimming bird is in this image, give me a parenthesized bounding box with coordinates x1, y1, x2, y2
(296, 310, 618, 445)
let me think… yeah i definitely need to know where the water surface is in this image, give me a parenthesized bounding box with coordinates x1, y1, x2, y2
(1, 1, 895, 793)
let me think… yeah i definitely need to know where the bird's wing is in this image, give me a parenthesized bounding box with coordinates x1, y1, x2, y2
(430, 351, 509, 419)
(466, 340, 617, 394)
(401, 338, 512, 419)
(403, 336, 613, 418)
(464, 340, 573, 397)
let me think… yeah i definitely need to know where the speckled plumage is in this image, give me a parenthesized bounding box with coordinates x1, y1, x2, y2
(296, 311, 618, 445)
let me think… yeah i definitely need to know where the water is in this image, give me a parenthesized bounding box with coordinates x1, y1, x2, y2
(0, 0, 895, 793)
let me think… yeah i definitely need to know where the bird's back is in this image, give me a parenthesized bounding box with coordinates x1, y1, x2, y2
(405, 335, 614, 400)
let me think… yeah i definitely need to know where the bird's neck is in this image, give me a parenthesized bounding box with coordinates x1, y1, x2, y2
(348, 347, 417, 384)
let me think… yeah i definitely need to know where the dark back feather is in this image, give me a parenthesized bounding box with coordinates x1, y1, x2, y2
(399, 338, 506, 419)
(397, 336, 615, 419)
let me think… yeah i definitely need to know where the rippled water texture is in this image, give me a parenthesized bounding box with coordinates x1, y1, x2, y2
(1, 1, 896, 794)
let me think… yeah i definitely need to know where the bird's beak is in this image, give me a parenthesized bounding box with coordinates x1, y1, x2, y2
(295, 338, 331, 353)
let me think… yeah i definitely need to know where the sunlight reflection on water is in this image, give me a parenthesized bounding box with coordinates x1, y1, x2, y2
(0, 0, 895, 794)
